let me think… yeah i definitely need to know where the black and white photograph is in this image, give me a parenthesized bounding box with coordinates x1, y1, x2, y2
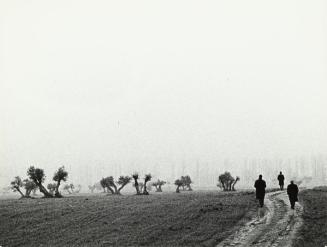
(0, 0, 326, 246)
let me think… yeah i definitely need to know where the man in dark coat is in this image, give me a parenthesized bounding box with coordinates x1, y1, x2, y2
(287, 180, 299, 209)
(277, 171, 285, 190)
(254, 175, 266, 207)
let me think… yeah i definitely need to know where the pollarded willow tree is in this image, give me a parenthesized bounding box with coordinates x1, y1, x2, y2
(134, 182, 153, 193)
(174, 179, 184, 193)
(100, 179, 107, 193)
(27, 166, 69, 198)
(174, 175, 193, 192)
(100, 176, 131, 195)
(131, 173, 152, 195)
(132, 181, 143, 192)
(217, 171, 240, 191)
(10, 176, 37, 198)
(132, 173, 141, 195)
(63, 183, 81, 194)
(10, 176, 25, 198)
(100, 177, 115, 194)
(181, 175, 193, 191)
(143, 174, 152, 195)
(27, 166, 53, 198)
(23, 179, 37, 197)
(53, 166, 68, 197)
(115, 176, 131, 194)
(152, 179, 166, 192)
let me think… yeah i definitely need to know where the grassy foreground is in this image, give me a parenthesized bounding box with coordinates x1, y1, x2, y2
(0, 191, 257, 247)
(294, 187, 327, 247)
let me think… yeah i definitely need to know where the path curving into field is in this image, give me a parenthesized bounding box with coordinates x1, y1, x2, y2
(217, 191, 303, 247)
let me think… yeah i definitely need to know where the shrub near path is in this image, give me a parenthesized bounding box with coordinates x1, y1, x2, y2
(0, 191, 257, 247)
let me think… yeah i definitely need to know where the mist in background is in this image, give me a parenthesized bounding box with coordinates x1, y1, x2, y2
(1, 0, 327, 189)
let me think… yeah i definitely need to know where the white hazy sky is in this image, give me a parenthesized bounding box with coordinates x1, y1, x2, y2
(1, 0, 326, 186)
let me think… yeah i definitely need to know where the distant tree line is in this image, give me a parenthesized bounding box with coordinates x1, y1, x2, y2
(10, 166, 241, 200)
(89, 172, 240, 195)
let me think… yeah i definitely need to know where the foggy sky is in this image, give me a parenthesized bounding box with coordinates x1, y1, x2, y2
(1, 0, 327, 187)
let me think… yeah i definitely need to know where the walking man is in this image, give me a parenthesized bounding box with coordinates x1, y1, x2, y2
(287, 180, 299, 209)
(277, 171, 285, 190)
(254, 175, 266, 207)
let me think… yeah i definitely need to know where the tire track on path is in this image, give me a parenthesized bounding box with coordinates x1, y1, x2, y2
(217, 191, 303, 247)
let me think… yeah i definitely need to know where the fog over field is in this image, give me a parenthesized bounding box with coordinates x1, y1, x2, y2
(1, 1, 327, 189)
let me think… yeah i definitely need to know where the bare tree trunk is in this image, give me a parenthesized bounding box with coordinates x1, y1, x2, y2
(55, 180, 62, 197)
(143, 182, 149, 195)
(133, 179, 140, 195)
(106, 186, 115, 194)
(117, 183, 128, 194)
(232, 177, 239, 191)
(16, 187, 25, 198)
(111, 183, 119, 194)
(38, 184, 53, 198)
(176, 185, 180, 193)
(219, 178, 226, 191)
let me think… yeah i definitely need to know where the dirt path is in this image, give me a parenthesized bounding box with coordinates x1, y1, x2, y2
(217, 191, 303, 247)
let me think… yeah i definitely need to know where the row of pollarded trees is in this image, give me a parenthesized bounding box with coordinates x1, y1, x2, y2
(99, 173, 155, 195)
(10, 166, 69, 198)
(10, 169, 240, 199)
(90, 177, 167, 194)
(95, 172, 240, 195)
(98, 173, 194, 195)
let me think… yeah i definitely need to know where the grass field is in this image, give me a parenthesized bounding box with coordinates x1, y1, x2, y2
(293, 187, 327, 247)
(0, 191, 257, 247)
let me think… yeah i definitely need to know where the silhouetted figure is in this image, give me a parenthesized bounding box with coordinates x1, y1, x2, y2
(254, 175, 266, 207)
(277, 171, 285, 190)
(287, 180, 299, 209)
